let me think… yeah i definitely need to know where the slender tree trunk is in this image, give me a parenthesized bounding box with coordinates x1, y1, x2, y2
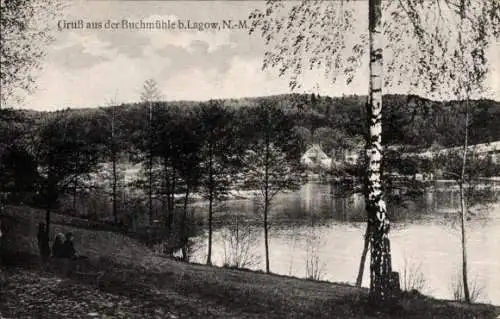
(162, 155, 173, 235)
(356, 223, 370, 287)
(206, 144, 214, 265)
(459, 97, 471, 303)
(111, 108, 118, 224)
(357, 137, 372, 288)
(148, 101, 153, 224)
(357, 107, 373, 287)
(368, 0, 392, 304)
(459, 182, 470, 302)
(41, 205, 51, 263)
(72, 151, 79, 210)
(148, 164, 153, 223)
(169, 167, 176, 233)
(264, 199, 270, 274)
(44, 177, 55, 257)
(457, 0, 471, 303)
(45, 208, 51, 238)
(207, 193, 213, 265)
(164, 157, 170, 231)
(235, 214, 240, 268)
(181, 183, 190, 262)
(112, 154, 118, 224)
(264, 135, 270, 274)
(72, 178, 77, 209)
(45, 166, 55, 239)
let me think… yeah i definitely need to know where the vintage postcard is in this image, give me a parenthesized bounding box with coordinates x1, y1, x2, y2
(1, 0, 499, 318)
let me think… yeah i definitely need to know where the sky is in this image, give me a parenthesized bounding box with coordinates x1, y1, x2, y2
(15, 0, 500, 111)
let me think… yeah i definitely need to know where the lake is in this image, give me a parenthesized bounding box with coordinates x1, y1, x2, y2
(186, 182, 500, 305)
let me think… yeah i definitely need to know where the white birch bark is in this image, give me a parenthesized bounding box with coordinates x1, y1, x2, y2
(368, 0, 392, 303)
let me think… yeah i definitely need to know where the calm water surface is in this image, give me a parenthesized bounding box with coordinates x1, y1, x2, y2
(188, 182, 500, 305)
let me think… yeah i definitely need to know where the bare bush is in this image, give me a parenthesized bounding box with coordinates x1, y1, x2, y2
(450, 272, 485, 303)
(179, 208, 200, 262)
(401, 257, 427, 292)
(305, 229, 325, 281)
(222, 214, 260, 269)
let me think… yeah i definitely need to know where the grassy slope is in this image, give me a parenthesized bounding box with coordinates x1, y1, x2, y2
(1, 206, 499, 319)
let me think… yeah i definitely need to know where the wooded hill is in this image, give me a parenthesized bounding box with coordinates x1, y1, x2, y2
(4, 93, 499, 155)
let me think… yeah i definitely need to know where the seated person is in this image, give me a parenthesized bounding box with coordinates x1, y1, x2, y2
(61, 232, 76, 259)
(52, 233, 65, 258)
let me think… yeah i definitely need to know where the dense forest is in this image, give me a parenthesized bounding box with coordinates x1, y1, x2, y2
(4, 93, 500, 153)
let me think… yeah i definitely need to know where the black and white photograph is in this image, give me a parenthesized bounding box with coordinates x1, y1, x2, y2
(0, 0, 499, 318)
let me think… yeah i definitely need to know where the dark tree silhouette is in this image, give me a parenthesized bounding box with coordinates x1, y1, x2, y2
(241, 99, 304, 273)
(197, 100, 239, 265)
(0, 0, 61, 105)
(140, 79, 162, 224)
(34, 111, 101, 239)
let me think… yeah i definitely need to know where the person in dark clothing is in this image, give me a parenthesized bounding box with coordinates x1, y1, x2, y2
(52, 232, 65, 258)
(37, 223, 50, 262)
(62, 232, 76, 259)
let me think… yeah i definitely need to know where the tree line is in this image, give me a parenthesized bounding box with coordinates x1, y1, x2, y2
(2, 92, 499, 269)
(0, 97, 305, 269)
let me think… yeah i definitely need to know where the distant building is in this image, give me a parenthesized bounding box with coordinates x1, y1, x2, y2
(331, 148, 360, 166)
(330, 142, 364, 166)
(301, 142, 365, 173)
(301, 144, 332, 170)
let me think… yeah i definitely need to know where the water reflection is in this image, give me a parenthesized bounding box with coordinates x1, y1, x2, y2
(189, 182, 500, 305)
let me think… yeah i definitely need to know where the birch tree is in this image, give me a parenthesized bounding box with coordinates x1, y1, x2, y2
(249, 0, 499, 303)
(249, 0, 392, 302)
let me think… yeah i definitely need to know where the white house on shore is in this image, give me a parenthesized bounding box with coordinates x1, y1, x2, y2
(331, 147, 362, 166)
(301, 143, 365, 171)
(300, 144, 332, 170)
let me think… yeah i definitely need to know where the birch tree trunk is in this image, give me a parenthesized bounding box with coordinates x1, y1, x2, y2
(368, 0, 392, 303)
